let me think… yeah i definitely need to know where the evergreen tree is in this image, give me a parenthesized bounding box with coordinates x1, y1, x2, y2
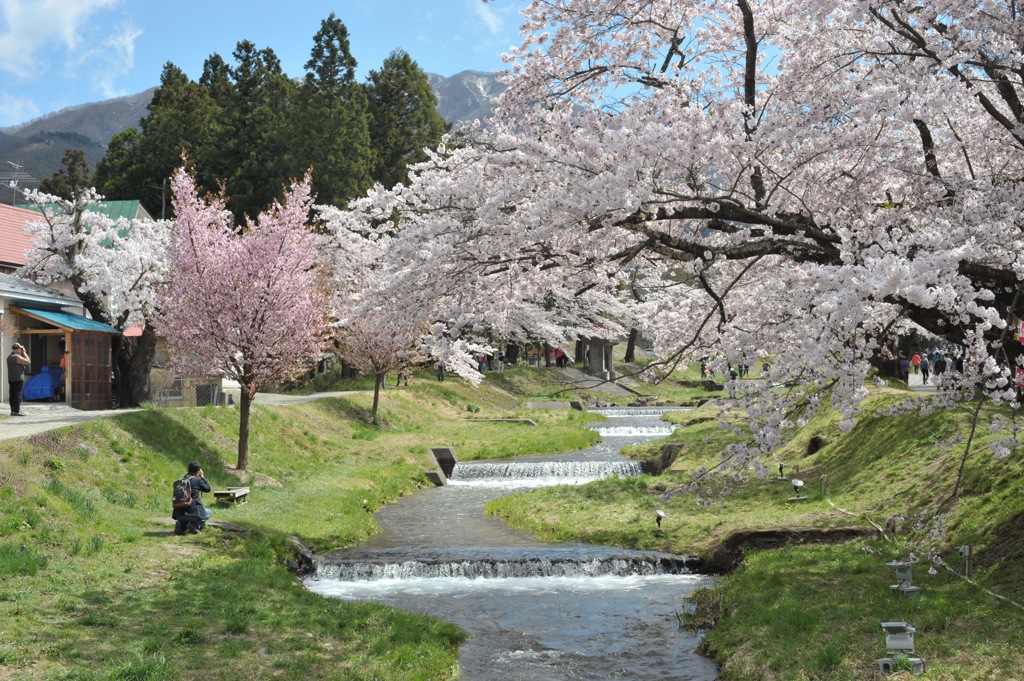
(93, 127, 145, 205)
(222, 42, 297, 219)
(366, 50, 450, 189)
(95, 63, 223, 217)
(39, 148, 92, 201)
(292, 13, 374, 207)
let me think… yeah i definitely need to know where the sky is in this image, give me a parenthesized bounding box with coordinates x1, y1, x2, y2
(0, 0, 525, 128)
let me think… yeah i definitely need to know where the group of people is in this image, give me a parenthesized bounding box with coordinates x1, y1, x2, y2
(435, 351, 508, 381)
(901, 349, 964, 386)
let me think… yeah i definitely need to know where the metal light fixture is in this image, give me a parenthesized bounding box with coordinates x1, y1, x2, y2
(655, 509, 666, 528)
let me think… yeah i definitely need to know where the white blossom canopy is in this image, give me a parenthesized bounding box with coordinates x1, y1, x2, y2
(335, 1, 1024, 460)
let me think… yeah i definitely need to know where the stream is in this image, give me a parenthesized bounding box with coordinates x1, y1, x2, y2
(304, 407, 718, 680)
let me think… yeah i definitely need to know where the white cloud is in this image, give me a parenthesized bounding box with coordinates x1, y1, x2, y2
(0, 90, 39, 127)
(67, 23, 142, 97)
(470, 0, 502, 36)
(0, 0, 125, 79)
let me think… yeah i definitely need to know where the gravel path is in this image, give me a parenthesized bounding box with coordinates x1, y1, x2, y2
(0, 403, 142, 441)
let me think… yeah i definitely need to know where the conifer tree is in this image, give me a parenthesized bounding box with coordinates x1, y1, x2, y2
(366, 49, 450, 189)
(292, 13, 374, 207)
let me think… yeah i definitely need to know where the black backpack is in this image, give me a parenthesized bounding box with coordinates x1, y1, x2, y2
(172, 475, 194, 509)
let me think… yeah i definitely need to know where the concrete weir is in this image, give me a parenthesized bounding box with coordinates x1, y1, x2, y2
(307, 407, 720, 681)
(426, 446, 459, 485)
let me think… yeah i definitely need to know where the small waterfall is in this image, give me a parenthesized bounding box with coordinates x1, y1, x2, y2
(591, 424, 677, 437)
(449, 460, 643, 482)
(312, 555, 696, 582)
(590, 407, 691, 417)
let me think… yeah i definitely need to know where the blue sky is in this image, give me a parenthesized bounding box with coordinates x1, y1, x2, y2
(0, 0, 524, 127)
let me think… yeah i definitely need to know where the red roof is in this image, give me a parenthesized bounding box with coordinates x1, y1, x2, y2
(0, 204, 39, 267)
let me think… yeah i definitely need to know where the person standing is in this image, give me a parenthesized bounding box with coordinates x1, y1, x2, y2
(911, 352, 921, 374)
(899, 354, 911, 384)
(6, 343, 30, 416)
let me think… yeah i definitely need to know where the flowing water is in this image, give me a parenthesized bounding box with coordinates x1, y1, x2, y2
(304, 407, 718, 680)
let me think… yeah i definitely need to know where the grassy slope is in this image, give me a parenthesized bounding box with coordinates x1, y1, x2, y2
(0, 366, 590, 681)
(489, 379, 1024, 680)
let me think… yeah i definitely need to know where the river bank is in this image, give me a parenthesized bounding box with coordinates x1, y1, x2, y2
(0, 368, 598, 680)
(489, 381, 1024, 679)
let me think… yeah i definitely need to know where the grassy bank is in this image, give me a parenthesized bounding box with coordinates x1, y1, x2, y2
(0, 366, 590, 680)
(489, 383, 1024, 679)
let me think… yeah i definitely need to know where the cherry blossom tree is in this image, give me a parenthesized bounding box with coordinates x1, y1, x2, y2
(317, 204, 496, 386)
(336, 309, 424, 424)
(345, 1, 1024, 469)
(20, 188, 171, 405)
(158, 165, 328, 470)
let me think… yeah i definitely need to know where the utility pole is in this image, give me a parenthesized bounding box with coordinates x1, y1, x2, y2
(1, 161, 36, 204)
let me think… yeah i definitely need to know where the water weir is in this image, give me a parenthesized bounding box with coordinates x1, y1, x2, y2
(305, 406, 717, 680)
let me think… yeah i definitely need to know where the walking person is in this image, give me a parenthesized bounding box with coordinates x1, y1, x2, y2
(6, 343, 30, 416)
(920, 356, 930, 385)
(911, 352, 921, 374)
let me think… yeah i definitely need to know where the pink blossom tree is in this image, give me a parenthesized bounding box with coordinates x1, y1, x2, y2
(336, 310, 424, 424)
(343, 1, 1024, 470)
(158, 165, 328, 470)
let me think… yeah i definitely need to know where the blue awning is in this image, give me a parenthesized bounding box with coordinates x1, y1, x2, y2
(14, 307, 121, 334)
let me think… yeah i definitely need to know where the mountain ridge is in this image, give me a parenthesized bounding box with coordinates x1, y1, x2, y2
(0, 71, 503, 204)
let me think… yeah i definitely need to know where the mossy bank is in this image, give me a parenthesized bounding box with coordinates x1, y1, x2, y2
(0, 367, 596, 680)
(489, 383, 1024, 680)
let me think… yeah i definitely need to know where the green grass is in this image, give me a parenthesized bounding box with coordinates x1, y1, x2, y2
(488, 384, 1024, 679)
(0, 365, 593, 680)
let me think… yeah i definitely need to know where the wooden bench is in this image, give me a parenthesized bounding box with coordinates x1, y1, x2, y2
(213, 487, 249, 505)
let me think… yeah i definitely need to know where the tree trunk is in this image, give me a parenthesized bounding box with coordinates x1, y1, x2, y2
(543, 343, 552, 367)
(116, 325, 158, 406)
(624, 328, 638, 363)
(371, 372, 384, 424)
(505, 343, 520, 364)
(237, 387, 252, 470)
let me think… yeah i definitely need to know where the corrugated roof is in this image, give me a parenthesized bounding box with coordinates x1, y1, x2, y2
(15, 306, 120, 334)
(0, 204, 39, 267)
(0, 272, 79, 306)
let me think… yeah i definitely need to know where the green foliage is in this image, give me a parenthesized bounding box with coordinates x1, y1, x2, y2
(39, 148, 92, 201)
(107, 652, 170, 681)
(366, 49, 451, 189)
(44, 478, 96, 519)
(0, 543, 48, 577)
(95, 14, 449, 219)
